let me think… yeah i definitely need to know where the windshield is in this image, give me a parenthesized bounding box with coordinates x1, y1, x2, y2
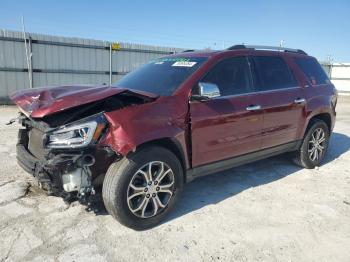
(113, 57, 208, 96)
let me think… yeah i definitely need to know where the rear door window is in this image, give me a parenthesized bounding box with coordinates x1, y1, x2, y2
(253, 56, 298, 91)
(295, 57, 330, 85)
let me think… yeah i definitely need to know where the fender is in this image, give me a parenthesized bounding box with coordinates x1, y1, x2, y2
(100, 95, 190, 168)
(300, 88, 335, 136)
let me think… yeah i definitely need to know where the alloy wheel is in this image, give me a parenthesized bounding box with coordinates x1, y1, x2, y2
(308, 127, 326, 162)
(127, 161, 175, 218)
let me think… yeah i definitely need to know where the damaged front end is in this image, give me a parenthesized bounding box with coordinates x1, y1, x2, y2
(16, 112, 117, 201)
(12, 87, 157, 201)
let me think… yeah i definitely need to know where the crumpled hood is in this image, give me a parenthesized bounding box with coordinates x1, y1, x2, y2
(10, 85, 158, 118)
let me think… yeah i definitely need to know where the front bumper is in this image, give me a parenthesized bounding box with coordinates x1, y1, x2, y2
(16, 138, 82, 195)
(17, 143, 40, 175)
(16, 128, 117, 197)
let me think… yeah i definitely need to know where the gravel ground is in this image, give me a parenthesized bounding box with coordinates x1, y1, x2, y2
(0, 97, 350, 262)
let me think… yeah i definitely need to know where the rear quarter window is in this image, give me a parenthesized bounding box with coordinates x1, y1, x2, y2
(295, 57, 330, 85)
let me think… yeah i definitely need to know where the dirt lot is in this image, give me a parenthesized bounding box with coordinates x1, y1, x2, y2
(0, 96, 349, 262)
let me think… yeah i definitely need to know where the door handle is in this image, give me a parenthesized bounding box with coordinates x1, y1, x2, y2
(246, 105, 262, 111)
(294, 98, 306, 104)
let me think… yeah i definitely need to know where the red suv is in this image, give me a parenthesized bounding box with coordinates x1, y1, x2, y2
(11, 45, 337, 230)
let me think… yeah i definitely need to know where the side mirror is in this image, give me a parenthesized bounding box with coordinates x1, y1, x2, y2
(192, 82, 221, 101)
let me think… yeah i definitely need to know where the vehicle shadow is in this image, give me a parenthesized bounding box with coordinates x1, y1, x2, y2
(323, 132, 350, 164)
(165, 132, 350, 223)
(89, 132, 350, 222)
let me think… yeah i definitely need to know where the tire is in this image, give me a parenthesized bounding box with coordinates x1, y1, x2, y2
(102, 146, 184, 230)
(293, 119, 330, 168)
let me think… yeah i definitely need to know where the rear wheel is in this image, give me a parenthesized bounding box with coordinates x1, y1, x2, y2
(293, 119, 330, 168)
(102, 146, 183, 230)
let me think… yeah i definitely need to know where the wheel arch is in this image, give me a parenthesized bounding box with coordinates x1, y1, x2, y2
(134, 137, 188, 183)
(306, 112, 332, 134)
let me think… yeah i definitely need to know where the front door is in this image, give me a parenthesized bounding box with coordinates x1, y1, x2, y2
(190, 56, 263, 167)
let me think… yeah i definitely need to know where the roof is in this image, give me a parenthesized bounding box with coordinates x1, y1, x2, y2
(169, 45, 309, 58)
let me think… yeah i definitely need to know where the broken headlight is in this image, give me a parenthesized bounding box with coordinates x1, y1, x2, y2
(47, 116, 105, 149)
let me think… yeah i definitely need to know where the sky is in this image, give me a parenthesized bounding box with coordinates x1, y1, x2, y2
(0, 0, 349, 61)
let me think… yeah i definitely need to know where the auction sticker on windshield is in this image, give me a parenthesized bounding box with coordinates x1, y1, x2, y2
(172, 61, 197, 67)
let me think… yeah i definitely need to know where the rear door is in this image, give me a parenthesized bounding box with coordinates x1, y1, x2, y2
(251, 55, 306, 149)
(190, 56, 263, 167)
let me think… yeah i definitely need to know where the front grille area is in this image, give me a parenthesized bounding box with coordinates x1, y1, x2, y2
(28, 128, 46, 160)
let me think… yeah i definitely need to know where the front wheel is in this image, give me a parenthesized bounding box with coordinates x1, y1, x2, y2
(293, 119, 330, 168)
(102, 146, 183, 230)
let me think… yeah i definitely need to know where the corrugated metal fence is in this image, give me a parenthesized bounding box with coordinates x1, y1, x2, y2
(0, 29, 183, 102)
(1, 29, 349, 103)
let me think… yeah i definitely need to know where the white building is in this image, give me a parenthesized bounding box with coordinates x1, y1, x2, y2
(330, 63, 350, 93)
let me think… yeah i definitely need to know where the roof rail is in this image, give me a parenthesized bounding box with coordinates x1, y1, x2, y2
(182, 49, 196, 53)
(227, 44, 307, 55)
